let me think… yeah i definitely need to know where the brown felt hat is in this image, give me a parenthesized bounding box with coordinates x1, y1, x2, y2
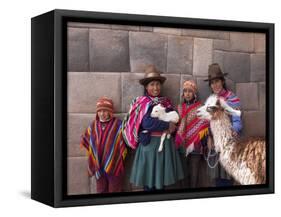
(139, 65, 166, 86)
(204, 63, 228, 81)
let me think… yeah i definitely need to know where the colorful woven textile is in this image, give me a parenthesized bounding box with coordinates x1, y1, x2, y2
(218, 89, 241, 109)
(175, 101, 209, 150)
(80, 117, 127, 179)
(122, 95, 173, 149)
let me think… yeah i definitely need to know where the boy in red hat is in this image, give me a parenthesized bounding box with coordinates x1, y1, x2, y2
(80, 97, 127, 193)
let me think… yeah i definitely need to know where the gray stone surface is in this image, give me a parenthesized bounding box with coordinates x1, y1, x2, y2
(229, 32, 254, 52)
(259, 82, 266, 111)
(161, 74, 181, 106)
(111, 24, 140, 31)
(67, 27, 89, 72)
(236, 83, 259, 110)
(122, 73, 144, 112)
(140, 26, 153, 32)
(251, 54, 266, 82)
(167, 36, 193, 74)
(222, 51, 251, 83)
(153, 27, 182, 35)
(68, 72, 122, 113)
(254, 33, 266, 53)
(67, 157, 90, 195)
(129, 32, 168, 73)
(213, 39, 230, 51)
(182, 29, 229, 39)
(213, 50, 225, 71)
(196, 77, 212, 102)
(68, 113, 94, 157)
(225, 77, 236, 93)
(193, 38, 213, 76)
(242, 111, 266, 138)
(89, 29, 130, 72)
(67, 22, 112, 29)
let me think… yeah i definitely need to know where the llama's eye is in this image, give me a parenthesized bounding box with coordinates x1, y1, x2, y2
(207, 106, 217, 112)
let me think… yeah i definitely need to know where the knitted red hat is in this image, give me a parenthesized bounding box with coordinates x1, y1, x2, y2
(96, 96, 114, 113)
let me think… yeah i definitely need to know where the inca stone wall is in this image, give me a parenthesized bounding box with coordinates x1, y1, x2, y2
(67, 22, 266, 195)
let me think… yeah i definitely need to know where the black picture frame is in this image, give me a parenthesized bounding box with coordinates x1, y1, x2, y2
(31, 9, 274, 207)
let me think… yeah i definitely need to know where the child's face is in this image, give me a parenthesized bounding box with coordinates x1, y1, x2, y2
(183, 88, 195, 101)
(97, 109, 111, 122)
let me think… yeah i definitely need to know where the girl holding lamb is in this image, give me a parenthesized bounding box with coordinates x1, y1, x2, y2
(122, 65, 184, 191)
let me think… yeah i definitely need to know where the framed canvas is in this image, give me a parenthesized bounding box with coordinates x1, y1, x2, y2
(31, 9, 274, 207)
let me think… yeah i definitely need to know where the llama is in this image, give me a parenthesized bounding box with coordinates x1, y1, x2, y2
(151, 104, 179, 152)
(197, 95, 266, 185)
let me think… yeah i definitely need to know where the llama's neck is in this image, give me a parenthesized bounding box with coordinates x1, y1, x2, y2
(210, 113, 234, 156)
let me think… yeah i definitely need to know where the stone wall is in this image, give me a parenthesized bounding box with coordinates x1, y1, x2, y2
(67, 22, 266, 195)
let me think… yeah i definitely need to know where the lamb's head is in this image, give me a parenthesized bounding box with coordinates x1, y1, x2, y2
(151, 104, 165, 118)
(197, 94, 241, 121)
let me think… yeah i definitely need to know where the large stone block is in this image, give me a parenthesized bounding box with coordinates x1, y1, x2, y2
(129, 32, 168, 73)
(68, 72, 122, 113)
(161, 74, 181, 106)
(89, 29, 130, 72)
(225, 77, 236, 93)
(67, 157, 90, 195)
(213, 50, 225, 71)
(213, 39, 230, 51)
(67, 22, 111, 29)
(242, 111, 266, 138)
(236, 83, 259, 110)
(254, 33, 266, 53)
(193, 38, 213, 76)
(223, 52, 251, 83)
(251, 54, 266, 82)
(111, 24, 140, 31)
(167, 36, 193, 74)
(229, 32, 254, 52)
(67, 27, 89, 72)
(140, 26, 153, 32)
(259, 82, 266, 111)
(153, 27, 182, 35)
(182, 29, 229, 39)
(68, 113, 94, 157)
(196, 77, 212, 102)
(122, 73, 145, 113)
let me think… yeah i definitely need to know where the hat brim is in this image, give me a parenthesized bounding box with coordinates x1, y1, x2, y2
(139, 77, 166, 86)
(204, 73, 228, 81)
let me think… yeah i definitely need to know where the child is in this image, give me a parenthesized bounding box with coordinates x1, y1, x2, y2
(175, 80, 210, 188)
(80, 97, 127, 193)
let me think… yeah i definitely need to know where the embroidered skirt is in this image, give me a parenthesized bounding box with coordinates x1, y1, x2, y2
(130, 136, 184, 189)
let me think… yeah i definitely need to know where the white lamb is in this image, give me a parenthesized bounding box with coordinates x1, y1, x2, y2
(151, 104, 179, 152)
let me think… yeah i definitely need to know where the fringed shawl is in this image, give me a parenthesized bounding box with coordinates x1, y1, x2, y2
(80, 117, 127, 179)
(175, 101, 209, 150)
(122, 95, 173, 149)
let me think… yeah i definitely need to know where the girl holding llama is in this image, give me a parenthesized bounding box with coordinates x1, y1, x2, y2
(175, 80, 210, 188)
(204, 63, 242, 186)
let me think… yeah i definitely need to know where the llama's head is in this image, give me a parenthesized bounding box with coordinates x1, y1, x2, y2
(197, 94, 241, 121)
(151, 104, 165, 118)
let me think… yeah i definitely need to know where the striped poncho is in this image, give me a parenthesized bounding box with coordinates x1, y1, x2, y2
(80, 117, 127, 179)
(175, 101, 209, 151)
(218, 89, 242, 133)
(122, 95, 173, 149)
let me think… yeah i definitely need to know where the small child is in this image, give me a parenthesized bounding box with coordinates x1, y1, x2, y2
(175, 80, 210, 188)
(80, 97, 127, 193)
